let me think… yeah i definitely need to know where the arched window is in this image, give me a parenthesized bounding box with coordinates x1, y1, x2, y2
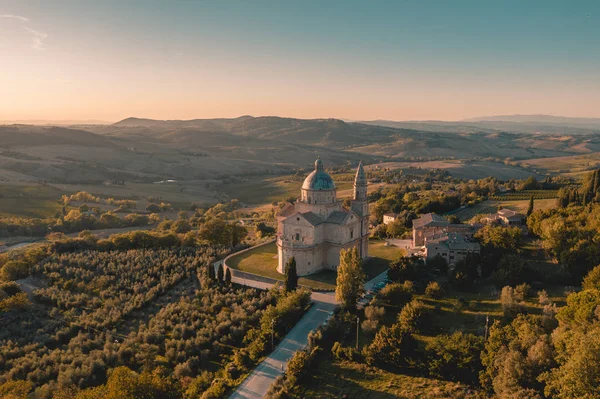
(295, 233, 300, 240)
(308, 196, 311, 204)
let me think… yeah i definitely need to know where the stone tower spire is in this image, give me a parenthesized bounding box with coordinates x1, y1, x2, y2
(353, 161, 367, 201)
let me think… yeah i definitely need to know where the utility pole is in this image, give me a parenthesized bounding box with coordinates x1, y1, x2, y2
(356, 316, 360, 350)
(484, 315, 490, 340)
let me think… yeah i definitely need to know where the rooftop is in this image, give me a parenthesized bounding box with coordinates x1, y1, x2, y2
(302, 158, 336, 191)
(412, 213, 449, 229)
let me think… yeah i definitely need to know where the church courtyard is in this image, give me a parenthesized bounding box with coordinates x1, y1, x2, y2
(226, 240, 403, 291)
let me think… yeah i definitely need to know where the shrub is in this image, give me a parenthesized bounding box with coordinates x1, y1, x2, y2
(365, 323, 415, 367)
(0, 260, 30, 281)
(515, 283, 532, 301)
(426, 332, 484, 383)
(538, 289, 551, 306)
(425, 281, 443, 299)
(378, 282, 413, 305)
(500, 286, 524, 318)
(582, 265, 600, 291)
(398, 299, 429, 333)
(0, 281, 23, 298)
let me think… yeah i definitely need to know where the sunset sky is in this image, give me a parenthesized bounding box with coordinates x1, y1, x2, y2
(1, 0, 599, 122)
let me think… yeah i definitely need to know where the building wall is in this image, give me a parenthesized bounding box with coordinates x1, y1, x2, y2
(425, 243, 480, 265)
(383, 214, 397, 225)
(278, 178, 369, 276)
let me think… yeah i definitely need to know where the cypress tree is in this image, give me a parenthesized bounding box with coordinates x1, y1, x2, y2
(225, 268, 232, 285)
(208, 263, 216, 281)
(594, 169, 600, 200)
(217, 263, 224, 282)
(284, 257, 298, 292)
(527, 195, 534, 217)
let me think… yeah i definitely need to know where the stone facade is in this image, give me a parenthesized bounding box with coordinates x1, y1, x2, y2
(383, 213, 399, 225)
(424, 232, 480, 265)
(276, 159, 369, 276)
(412, 213, 476, 247)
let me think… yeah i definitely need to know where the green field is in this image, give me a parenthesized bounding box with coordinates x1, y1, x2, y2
(522, 153, 600, 177)
(0, 184, 64, 218)
(226, 242, 337, 290)
(366, 240, 405, 278)
(292, 358, 487, 399)
(452, 198, 556, 222)
(220, 173, 355, 205)
(226, 240, 403, 291)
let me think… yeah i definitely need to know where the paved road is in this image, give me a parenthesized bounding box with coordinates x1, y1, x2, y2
(229, 300, 336, 399)
(226, 265, 388, 399)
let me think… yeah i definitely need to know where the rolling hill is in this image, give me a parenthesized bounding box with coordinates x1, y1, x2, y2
(1, 115, 600, 205)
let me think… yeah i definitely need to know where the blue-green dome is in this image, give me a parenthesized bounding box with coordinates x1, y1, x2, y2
(302, 158, 336, 190)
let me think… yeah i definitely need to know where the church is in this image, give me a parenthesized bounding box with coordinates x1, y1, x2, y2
(276, 158, 369, 276)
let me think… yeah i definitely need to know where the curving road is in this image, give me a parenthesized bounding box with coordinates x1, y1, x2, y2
(226, 266, 388, 399)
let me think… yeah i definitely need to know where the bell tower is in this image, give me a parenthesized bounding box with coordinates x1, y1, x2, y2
(351, 161, 369, 258)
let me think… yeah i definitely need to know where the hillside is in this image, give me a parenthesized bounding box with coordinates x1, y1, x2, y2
(2, 115, 600, 206)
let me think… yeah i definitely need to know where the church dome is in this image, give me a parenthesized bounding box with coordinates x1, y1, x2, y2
(302, 158, 336, 191)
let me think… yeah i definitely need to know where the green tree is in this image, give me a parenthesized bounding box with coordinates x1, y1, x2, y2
(398, 299, 428, 333)
(426, 332, 483, 383)
(217, 263, 224, 282)
(226, 223, 247, 247)
(284, 257, 298, 292)
(0, 380, 32, 399)
(225, 268, 232, 285)
(582, 265, 600, 291)
(0, 260, 30, 281)
(527, 195, 534, 217)
(207, 263, 216, 281)
(365, 323, 415, 367)
(493, 253, 525, 286)
(74, 366, 182, 399)
(335, 247, 364, 310)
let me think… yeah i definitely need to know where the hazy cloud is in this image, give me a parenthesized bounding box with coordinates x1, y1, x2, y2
(0, 14, 29, 22)
(24, 26, 48, 50)
(1, 14, 47, 50)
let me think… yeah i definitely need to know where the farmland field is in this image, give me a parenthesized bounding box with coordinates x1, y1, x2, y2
(0, 184, 64, 218)
(220, 173, 355, 205)
(451, 198, 557, 222)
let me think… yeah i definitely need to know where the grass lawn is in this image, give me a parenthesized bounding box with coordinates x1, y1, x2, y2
(452, 198, 556, 222)
(227, 242, 337, 291)
(227, 240, 402, 291)
(366, 240, 405, 279)
(291, 358, 487, 399)
(0, 184, 64, 218)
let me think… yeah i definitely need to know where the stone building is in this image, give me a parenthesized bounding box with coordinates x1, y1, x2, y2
(383, 213, 400, 225)
(411, 213, 476, 247)
(482, 209, 524, 226)
(276, 159, 369, 276)
(424, 232, 480, 265)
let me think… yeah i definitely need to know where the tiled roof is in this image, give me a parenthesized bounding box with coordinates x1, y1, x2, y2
(412, 213, 449, 229)
(278, 203, 296, 218)
(326, 211, 350, 225)
(425, 232, 480, 251)
(300, 212, 323, 226)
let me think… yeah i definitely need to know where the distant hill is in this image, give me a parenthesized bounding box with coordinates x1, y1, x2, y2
(359, 115, 600, 135)
(2, 115, 600, 187)
(463, 114, 600, 126)
(110, 116, 401, 147)
(0, 125, 116, 147)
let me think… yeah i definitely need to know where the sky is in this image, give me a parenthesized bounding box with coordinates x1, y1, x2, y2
(1, 0, 599, 122)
